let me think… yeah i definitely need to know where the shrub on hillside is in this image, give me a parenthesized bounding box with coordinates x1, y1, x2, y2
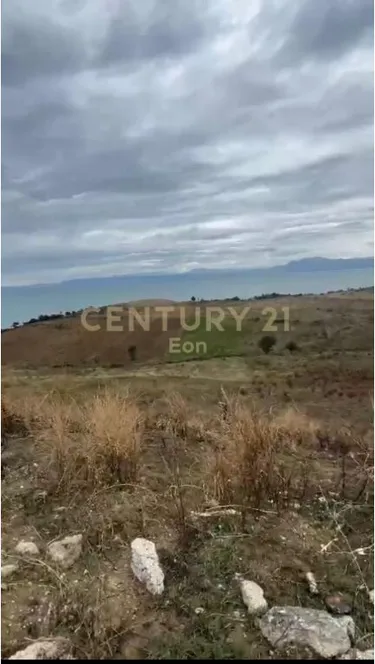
(258, 334, 276, 354)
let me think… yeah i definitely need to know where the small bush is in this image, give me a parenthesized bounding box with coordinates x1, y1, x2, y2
(258, 334, 276, 354)
(285, 340, 299, 352)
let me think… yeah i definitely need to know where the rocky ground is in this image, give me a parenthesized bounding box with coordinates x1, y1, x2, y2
(2, 378, 374, 660)
(2, 292, 373, 659)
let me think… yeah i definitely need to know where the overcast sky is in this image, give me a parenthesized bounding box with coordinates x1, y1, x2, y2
(2, 0, 374, 286)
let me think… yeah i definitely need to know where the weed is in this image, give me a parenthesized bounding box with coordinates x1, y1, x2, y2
(15, 389, 144, 494)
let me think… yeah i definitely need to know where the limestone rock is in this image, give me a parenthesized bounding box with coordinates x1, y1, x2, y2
(2, 563, 18, 579)
(305, 571, 319, 595)
(258, 606, 354, 659)
(239, 579, 268, 615)
(15, 541, 39, 556)
(47, 534, 82, 569)
(339, 648, 374, 660)
(9, 638, 73, 660)
(131, 537, 164, 595)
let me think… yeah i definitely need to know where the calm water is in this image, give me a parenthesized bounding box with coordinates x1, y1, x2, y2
(2, 267, 373, 328)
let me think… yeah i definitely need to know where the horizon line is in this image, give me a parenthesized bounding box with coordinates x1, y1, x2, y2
(3, 255, 374, 290)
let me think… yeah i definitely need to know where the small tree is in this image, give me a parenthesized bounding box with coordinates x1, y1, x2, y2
(191, 296, 196, 302)
(12, 322, 19, 328)
(258, 335, 276, 354)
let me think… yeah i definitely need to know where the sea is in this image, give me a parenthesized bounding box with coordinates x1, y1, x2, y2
(1, 267, 373, 329)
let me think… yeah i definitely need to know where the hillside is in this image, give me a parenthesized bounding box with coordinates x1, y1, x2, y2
(2, 292, 373, 369)
(1, 290, 374, 659)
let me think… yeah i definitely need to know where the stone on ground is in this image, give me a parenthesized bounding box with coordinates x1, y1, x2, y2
(258, 605, 355, 659)
(47, 534, 83, 569)
(340, 649, 374, 660)
(9, 638, 73, 659)
(325, 593, 352, 615)
(14, 541, 39, 556)
(131, 537, 164, 595)
(239, 578, 268, 615)
(2, 563, 19, 579)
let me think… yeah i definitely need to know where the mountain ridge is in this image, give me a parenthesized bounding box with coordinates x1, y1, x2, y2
(3, 257, 373, 291)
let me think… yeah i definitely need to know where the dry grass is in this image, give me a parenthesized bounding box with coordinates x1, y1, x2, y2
(9, 388, 144, 494)
(151, 391, 209, 444)
(2, 374, 374, 659)
(1, 399, 28, 440)
(2, 292, 373, 658)
(272, 406, 319, 443)
(207, 394, 313, 510)
(7, 384, 372, 513)
(162, 392, 190, 438)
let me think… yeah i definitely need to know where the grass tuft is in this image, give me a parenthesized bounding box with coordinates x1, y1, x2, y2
(13, 388, 144, 494)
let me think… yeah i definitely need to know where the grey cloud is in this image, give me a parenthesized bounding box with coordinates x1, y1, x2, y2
(280, 0, 374, 63)
(2, 0, 373, 286)
(2, 15, 86, 86)
(98, 0, 214, 66)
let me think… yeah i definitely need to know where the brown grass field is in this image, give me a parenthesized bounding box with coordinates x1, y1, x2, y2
(1, 292, 374, 659)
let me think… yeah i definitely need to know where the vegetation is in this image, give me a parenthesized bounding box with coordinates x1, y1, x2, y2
(258, 334, 277, 354)
(1, 291, 374, 658)
(3, 285, 371, 334)
(2, 374, 373, 659)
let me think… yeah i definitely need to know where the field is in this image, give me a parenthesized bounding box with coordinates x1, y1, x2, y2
(1, 292, 374, 659)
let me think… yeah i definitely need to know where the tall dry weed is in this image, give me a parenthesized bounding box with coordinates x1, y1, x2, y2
(207, 395, 310, 509)
(17, 388, 144, 493)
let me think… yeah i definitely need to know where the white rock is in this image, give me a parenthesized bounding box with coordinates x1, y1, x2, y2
(9, 638, 73, 659)
(2, 563, 19, 579)
(190, 508, 239, 518)
(15, 541, 39, 556)
(306, 571, 319, 595)
(258, 606, 355, 659)
(47, 534, 83, 569)
(239, 579, 268, 615)
(369, 589, 374, 604)
(339, 649, 374, 660)
(131, 537, 164, 595)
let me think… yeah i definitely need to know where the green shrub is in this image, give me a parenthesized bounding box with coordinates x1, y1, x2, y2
(258, 335, 276, 354)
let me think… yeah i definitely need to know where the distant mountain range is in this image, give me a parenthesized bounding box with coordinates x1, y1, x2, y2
(6, 256, 373, 290)
(185, 257, 374, 277)
(2, 256, 373, 328)
(273, 257, 374, 273)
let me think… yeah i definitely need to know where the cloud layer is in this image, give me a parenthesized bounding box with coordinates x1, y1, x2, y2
(3, 0, 373, 285)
